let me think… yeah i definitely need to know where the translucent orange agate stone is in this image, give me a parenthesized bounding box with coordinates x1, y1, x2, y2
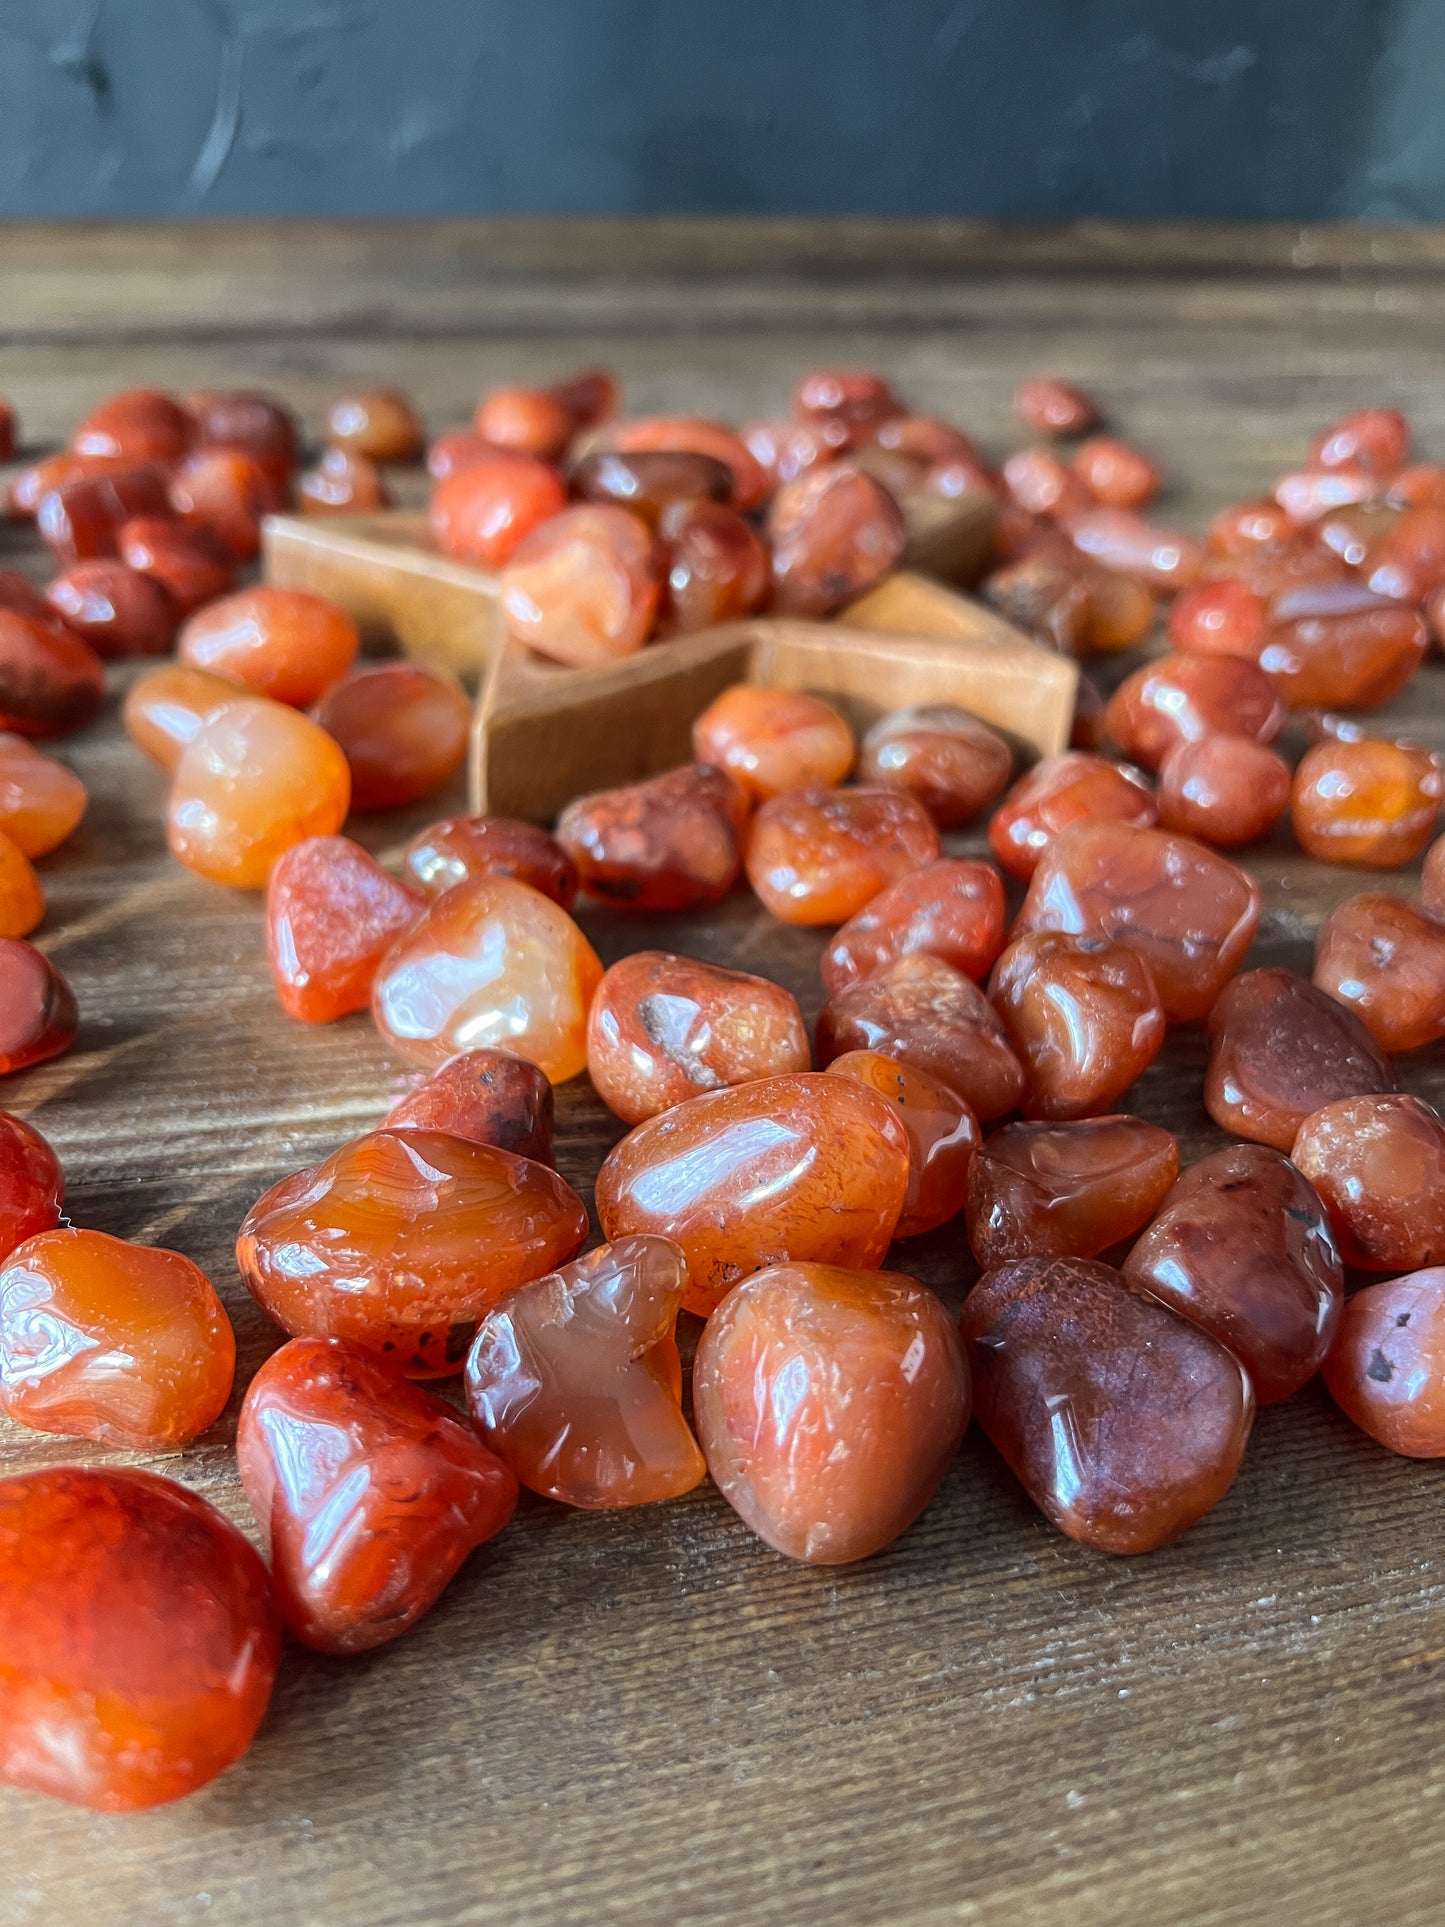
(386, 1049, 554, 1164)
(1314, 893, 1445, 1053)
(966, 1117, 1179, 1268)
(1323, 1268, 1445, 1456)
(237, 1127, 587, 1375)
(766, 466, 908, 616)
(0, 828, 44, 937)
(746, 786, 940, 926)
(429, 454, 567, 569)
(989, 930, 1165, 1119)
(1156, 735, 1291, 848)
(122, 662, 238, 770)
(1293, 1094, 1445, 1273)
(693, 1261, 969, 1563)
(657, 500, 771, 633)
(372, 875, 603, 1080)
(313, 663, 471, 810)
(325, 388, 424, 463)
(1104, 653, 1284, 772)
(821, 858, 1007, 994)
(45, 559, 179, 659)
(238, 1336, 518, 1652)
(0, 610, 105, 739)
(0, 938, 78, 1075)
(0, 1111, 63, 1261)
(557, 763, 747, 912)
(117, 516, 236, 616)
(1291, 737, 1443, 868)
(467, 1236, 705, 1508)
(168, 697, 351, 888)
(500, 504, 661, 665)
(691, 685, 856, 801)
(857, 705, 1013, 827)
(266, 835, 422, 1023)
(595, 1072, 910, 1316)
(179, 586, 359, 708)
(0, 1228, 234, 1448)
(0, 1465, 280, 1810)
(586, 950, 810, 1125)
(72, 387, 193, 464)
(403, 814, 578, 907)
(962, 1256, 1253, 1554)
(824, 1050, 979, 1237)
(988, 752, 1157, 882)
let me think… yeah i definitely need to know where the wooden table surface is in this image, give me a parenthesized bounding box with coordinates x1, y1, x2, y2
(2, 222, 1444, 1927)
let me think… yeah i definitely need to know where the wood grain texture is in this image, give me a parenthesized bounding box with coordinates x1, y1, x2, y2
(1, 221, 1444, 1927)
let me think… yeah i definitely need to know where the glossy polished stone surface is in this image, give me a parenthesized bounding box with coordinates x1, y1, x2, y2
(265, 834, 421, 1024)
(747, 787, 941, 927)
(558, 763, 747, 913)
(1293, 1094, 1445, 1273)
(824, 1049, 980, 1237)
(989, 930, 1165, 1120)
(1323, 1268, 1445, 1457)
(821, 858, 1007, 995)
(966, 1116, 1178, 1267)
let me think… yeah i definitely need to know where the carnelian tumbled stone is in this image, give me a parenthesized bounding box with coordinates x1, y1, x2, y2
(73, 387, 193, 464)
(474, 385, 574, 461)
(1013, 376, 1098, 437)
(1064, 507, 1204, 593)
(1124, 1143, 1343, 1404)
(695, 1262, 968, 1564)
(1363, 506, 1445, 602)
(372, 875, 602, 1080)
(1311, 406, 1409, 473)
(402, 814, 577, 908)
(816, 955, 1025, 1121)
(1291, 736, 1443, 867)
(298, 446, 391, 515)
(238, 1336, 517, 1653)
(608, 417, 768, 513)
(1105, 653, 1284, 772)
(168, 697, 351, 889)
(1315, 892, 1445, 1054)
(1156, 735, 1291, 848)
(0, 938, 77, 1075)
(0, 1112, 63, 1261)
(572, 449, 732, 525)
(266, 835, 421, 1024)
(794, 367, 902, 437)
(0, 610, 105, 738)
(1168, 577, 1268, 661)
(1002, 447, 1090, 519)
(824, 1051, 979, 1237)
(0, 1229, 234, 1448)
(1322, 1269, 1445, 1456)
(0, 732, 86, 856)
(179, 586, 359, 709)
(325, 389, 424, 463)
(1259, 583, 1427, 710)
(1013, 819, 1262, 1023)
(857, 705, 1013, 827)
(1071, 437, 1160, 509)
(467, 1236, 704, 1509)
(558, 763, 747, 912)
(189, 388, 298, 485)
(0, 1465, 280, 1811)
(169, 447, 283, 561)
(500, 504, 661, 665)
(691, 685, 856, 801)
(1294, 1094, 1445, 1273)
(313, 664, 470, 810)
(657, 499, 771, 633)
(746, 786, 940, 926)
(988, 752, 1157, 882)
(1206, 497, 1295, 557)
(386, 1049, 554, 1164)
(767, 466, 908, 617)
(36, 466, 171, 565)
(117, 517, 236, 616)
(587, 950, 809, 1125)
(821, 858, 1007, 995)
(121, 662, 237, 770)
(238, 1128, 587, 1376)
(46, 558, 179, 659)
(962, 1256, 1252, 1554)
(966, 1117, 1178, 1268)
(595, 1073, 909, 1317)
(989, 930, 1165, 1120)
(1203, 967, 1395, 1150)
(0, 831, 43, 938)
(428, 454, 567, 570)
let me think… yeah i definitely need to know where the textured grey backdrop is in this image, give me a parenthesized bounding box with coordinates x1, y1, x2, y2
(0, 0, 1439, 220)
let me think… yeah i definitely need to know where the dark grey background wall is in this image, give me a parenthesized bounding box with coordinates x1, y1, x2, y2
(0, 0, 1439, 221)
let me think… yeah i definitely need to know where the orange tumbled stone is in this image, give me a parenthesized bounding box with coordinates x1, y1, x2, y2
(988, 752, 1157, 882)
(857, 705, 1013, 827)
(962, 1256, 1252, 1554)
(36, 466, 171, 566)
(0, 939, 77, 1076)
(325, 389, 424, 464)
(1323, 1268, 1445, 1456)
(657, 499, 771, 633)
(1013, 376, 1098, 437)
(0, 830, 43, 939)
(500, 503, 661, 664)
(766, 466, 908, 616)
(313, 664, 470, 810)
(1294, 1094, 1445, 1273)
(474, 384, 574, 461)
(428, 454, 567, 569)
(169, 447, 284, 561)
(402, 814, 577, 908)
(1071, 436, 1160, 509)
(0, 733, 86, 857)
(587, 950, 809, 1125)
(1064, 507, 1204, 593)
(0, 610, 105, 738)
(0, 1229, 234, 1448)
(266, 835, 421, 1024)
(989, 930, 1165, 1120)
(167, 696, 351, 889)
(816, 954, 1025, 1121)
(691, 684, 856, 801)
(1291, 736, 1443, 867)
(821, 857, 1007, 995)
(693, 1262, 969, 1564)
(298, 446, 391, 515)
(467, 1236, 704, 1509)
(237, 1128, 587, 1376)
(746, 786, 940, 926)
(1156, 735, 1291, 848)
(372, 875, 602, 1080)
(1168, 577, 1268, 661)
(238, 1336, 517, 1653)
(595, 1072, 910, 1317)
(73, 387, 193, 464)
(558, 763, 747, 911)
(1206, 498, 1295, 557)
(45, 558, 179, 659)
(188, 389, 298, 486)
(1105, 653, 1284, 771)
(386, 1049, 554, 1164)
(1259, 582, 1428, 710)
(824, 1050, 979, 1237)
(1002, 446, 1091, 519)
(572, 448, 733, 525)
(0, 1466, 280, 1811)
(1310, 406, 1409, 473)
(966, 1117, 1179, 1268)
(121, 662, 238, 770)
(116, 517, 236, 616)
(0, 1112, 63, 1262)
(1314, 893, 1445, 1053)
(1013, 819, 1262, 1022)
(179, 586, 359, 709)
(608, 417, 768, 513)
